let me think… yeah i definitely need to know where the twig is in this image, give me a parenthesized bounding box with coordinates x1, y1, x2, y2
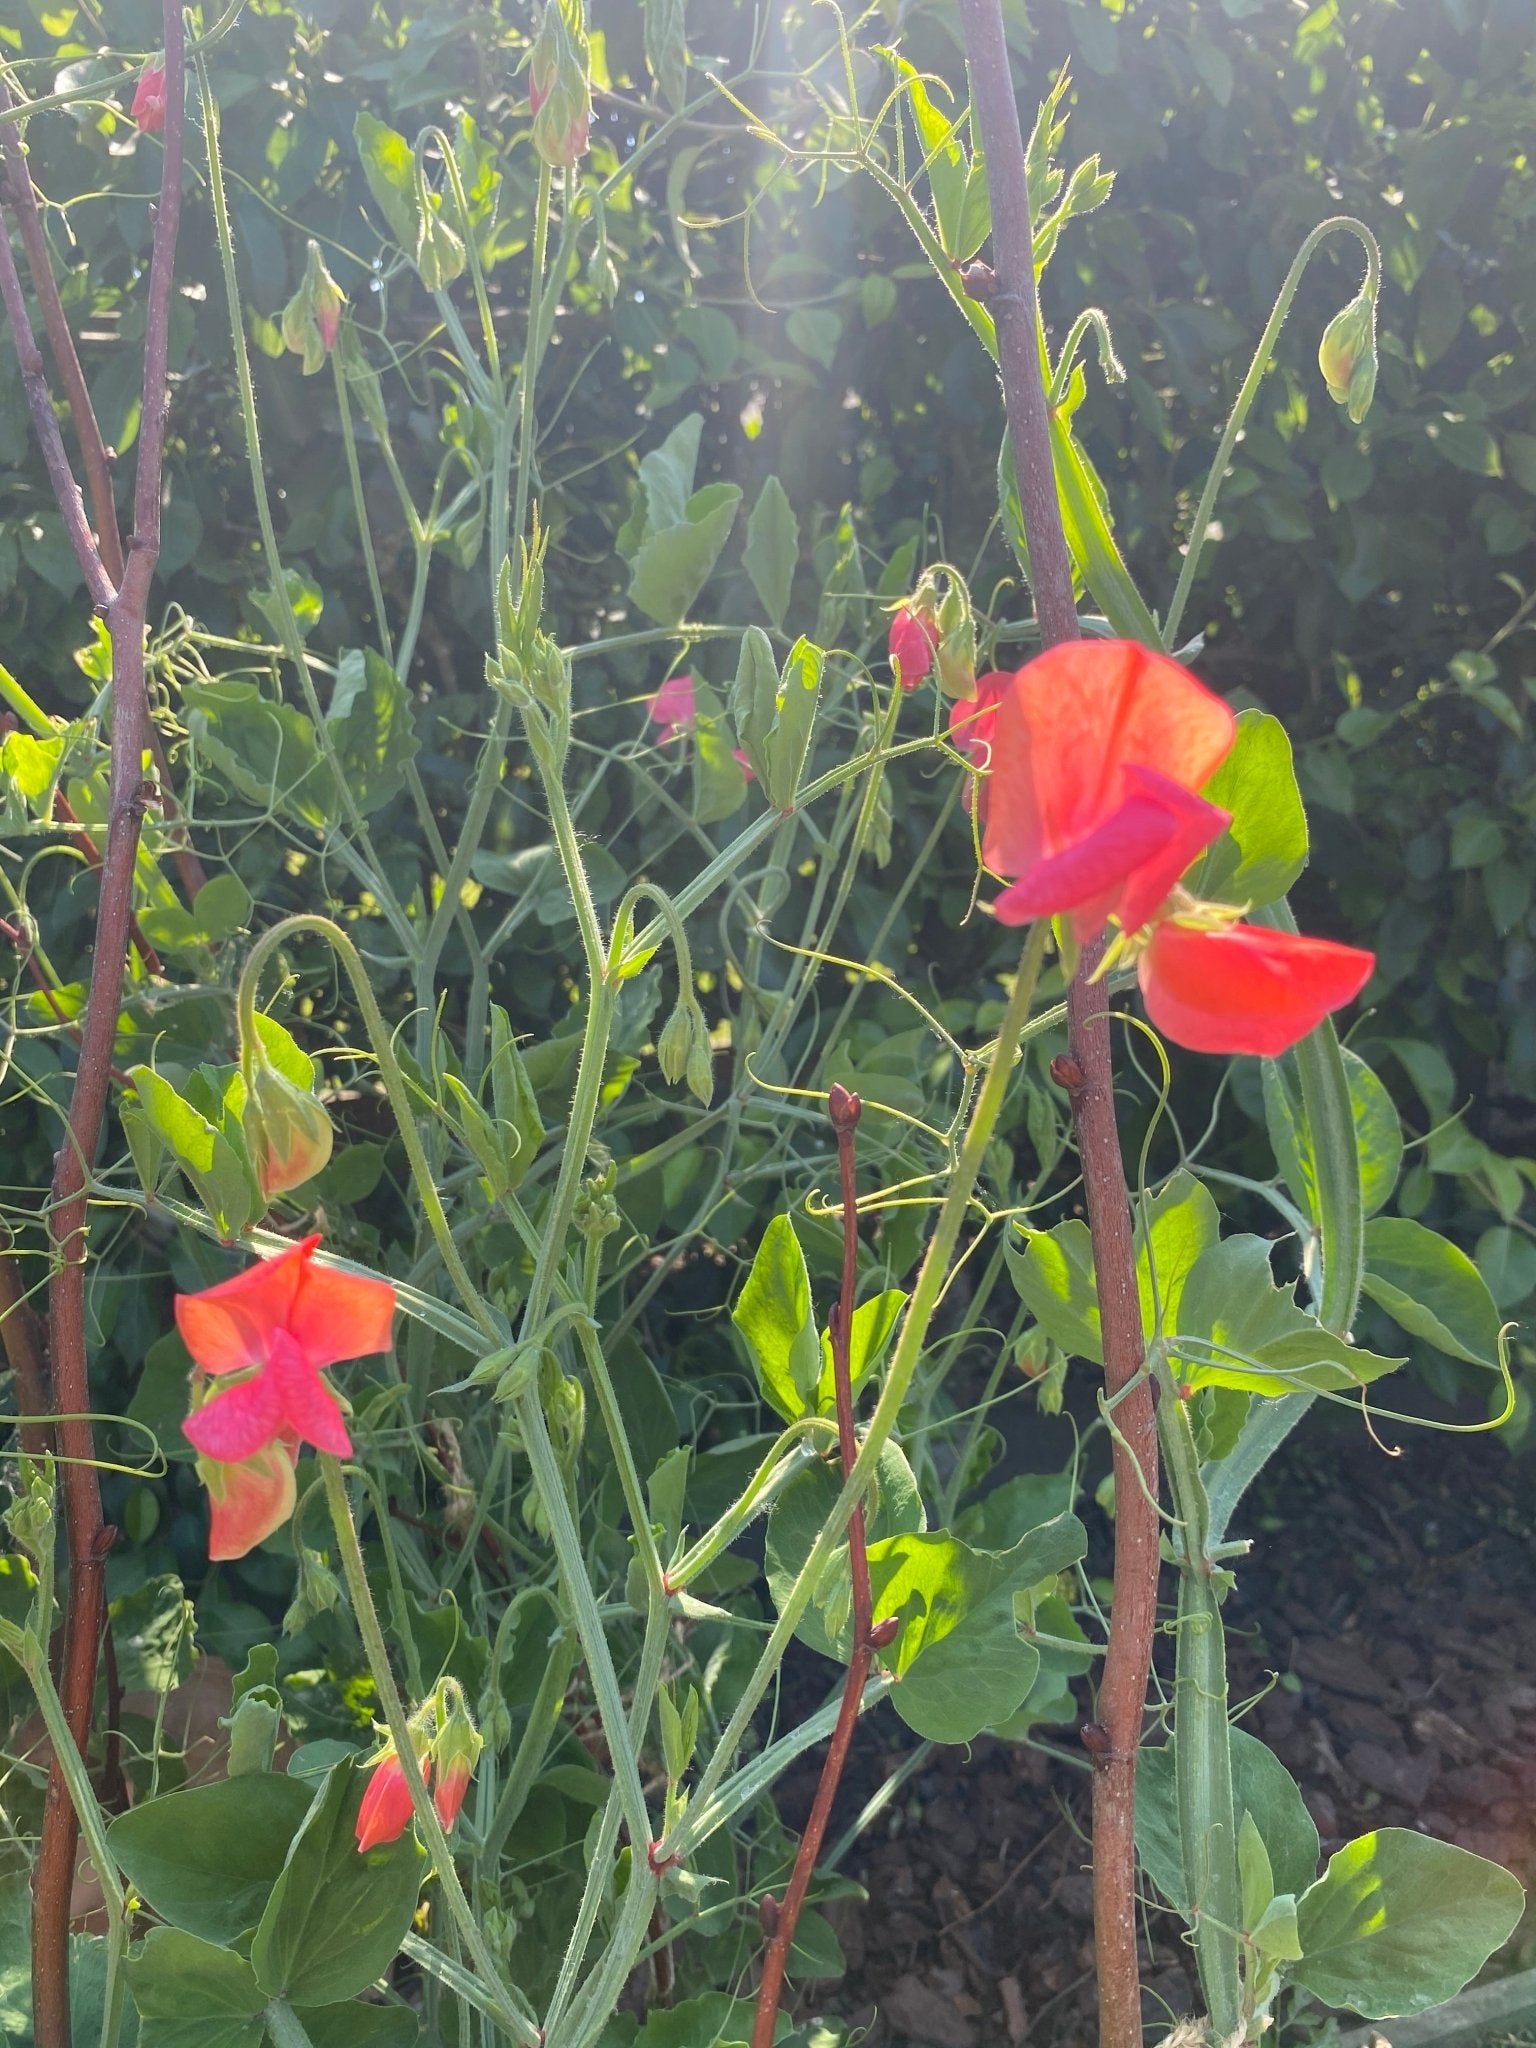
(954, 8, 1159, 2045)
(750, 1084, 883, 2048)
(11, 6, 189, 2042)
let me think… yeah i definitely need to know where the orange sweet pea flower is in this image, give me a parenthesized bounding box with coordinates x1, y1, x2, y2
(179, 1235, 395, 1465)
(980, 640, 1375, 1057)
(984, 640, 1235, 941)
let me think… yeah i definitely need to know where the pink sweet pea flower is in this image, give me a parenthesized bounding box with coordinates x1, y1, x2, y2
(131, 60, 166, 135)
(889, 606, 939, 689)
(179, 1235, 395, 1465)
(196, 1429, 299, 1561)
(647, 673, 697, 743)
(984, 640, 1235, 942)
(355, 1753, 416, 1852)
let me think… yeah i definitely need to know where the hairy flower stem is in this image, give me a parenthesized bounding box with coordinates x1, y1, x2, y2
(956, 5, 1157, 2044)
(750, 1087, 874, 2048)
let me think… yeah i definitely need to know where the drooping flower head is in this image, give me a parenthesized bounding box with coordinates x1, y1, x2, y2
(528, 0, 591, 168)
(179, 1235, 395, 1466)
(356, 1751, 418, 1854)
(131, 60, 167, 135)
(353, 1682, 481, 1852)
(980, 639, 1375, 1057)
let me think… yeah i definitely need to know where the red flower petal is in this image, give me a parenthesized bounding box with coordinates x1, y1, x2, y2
(356, 1756, 417, 1852)
(174, 1235, 318, 1376)
(199, 1433, 298, 1561)
(983, 640, 1236, 889)
(183, 1368, 285, 1463)
(1139, 922, 1375, 1057)
(287, 1256, 396, 1374)
(992, 769, 1228, 939)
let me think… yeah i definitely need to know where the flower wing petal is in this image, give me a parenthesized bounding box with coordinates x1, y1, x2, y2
(1139, 922, 1374, 1057)
(287, 1258, 396, 1372)
(174, 1236, 318, 1376)
(272, 1345, 354, 1457)
(1114, 768, 1230, 935)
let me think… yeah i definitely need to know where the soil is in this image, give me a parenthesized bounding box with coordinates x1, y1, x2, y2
(779, 1417, 1536, 2047)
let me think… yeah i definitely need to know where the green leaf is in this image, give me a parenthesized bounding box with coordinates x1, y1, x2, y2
(1361, 1217, 1502, 1366)
(743, 475, 799, 629)
(785, 307, 841, 373)
(1137, 1171, 1220, 1340)
(107, 1774, 317, 1944)
(297, 1999, 421, 2046)
(1194, 711, 1309, 908)
(183, 679, 336, 833)
(1265, 1047, 1402, 1222)
(1293, 1829, 1525, 2018)
(1137, 1726, 1318, 1918)
(729, 625, 779, 785)
(629, 483, 742, 627)
(1044, 415, 1163, 645)
(252, 1757, 425, 2007)
(353, 111, 422, 250)
(109, 1574, 195, 1695)
(761, 636, 824, 812)
(127, 1066, 260, 1240)
(125, 1928, 264, 2048)
(328, 649, 419, 816)
(689, 677, 749, 825)
(138, 874, 253, 956)
(764, 1441, 924, 1661)
(1173, 1235, 1404, 1396)
(1476, 1224, 1536, 1309)
(866, 1515, 1087, 1742)
(1007, 1219, 1102, 1363)
(733, 1214, 821, 1423)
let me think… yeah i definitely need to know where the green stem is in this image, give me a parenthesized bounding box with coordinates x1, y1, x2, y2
(669, 922, 1051, 1855)
(320, 1457, 534, 2043)
(330, 347, 392, 665)
(1152, 1355, 1242, 2041)
(1162, 217, 1380, 651)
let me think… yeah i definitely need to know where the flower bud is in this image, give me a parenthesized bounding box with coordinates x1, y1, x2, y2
(131, 60, 167, 136)
(281, 241, 346, 376)
(887, 603, 938, 690)
(529, 0, 592, 169)
(355, 1752, 416, 1852)
(657, 1003, 692, 1085)
(244, 1056, 333, 1199)
(934, 577, 976, 701)
(431, 1690, 483, 1831)
(1318, 288, 1378, 425)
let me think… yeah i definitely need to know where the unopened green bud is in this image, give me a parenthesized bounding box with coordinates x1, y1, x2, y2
(685, 1012, 714, 1107)
(934, 574, 976, 701)
(280, 240, 345, 376)
(1318, 288, 1378, 425)
(657, 1003, 692, 1085)
(529, 0, 591, 169)
(415, 199, 466, 292)
(244, 1052, 333, 1199)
